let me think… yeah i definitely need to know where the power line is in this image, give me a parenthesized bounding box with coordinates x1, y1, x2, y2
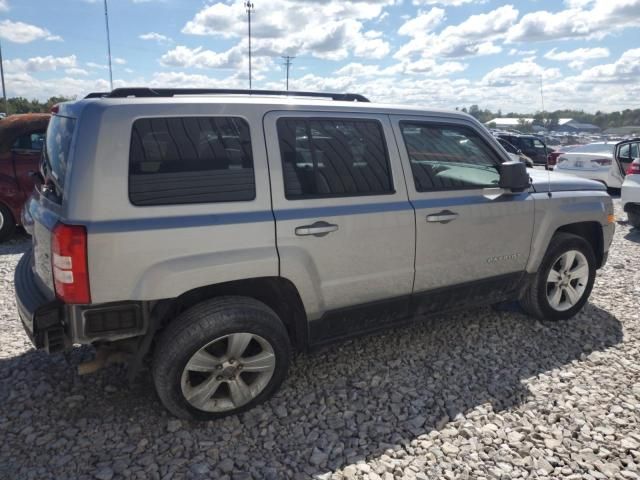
(245, 1, 255, 90)
(282, 55, 295, 91)
(104, 0, 114, 90)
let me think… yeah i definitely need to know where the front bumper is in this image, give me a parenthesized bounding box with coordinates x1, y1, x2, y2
(14, 250, 68, 353)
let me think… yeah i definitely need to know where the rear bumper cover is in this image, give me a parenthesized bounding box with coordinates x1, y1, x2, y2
(14, 250, 67, 352)
(15, 250, 149, 353)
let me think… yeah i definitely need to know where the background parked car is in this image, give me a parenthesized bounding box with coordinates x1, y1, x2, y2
(547, 145, 579, 169)
(621, 153, 640, 228)
(554, 141, 633, 189)
(0, 113, 50, 241)
(495, 133, 551, 166)
(496, 137, 534, 167)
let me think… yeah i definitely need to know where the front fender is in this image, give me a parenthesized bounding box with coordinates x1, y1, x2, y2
(527, 192, 612, 273)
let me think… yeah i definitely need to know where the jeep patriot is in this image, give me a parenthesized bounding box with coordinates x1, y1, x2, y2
(14, 88, 615, 419)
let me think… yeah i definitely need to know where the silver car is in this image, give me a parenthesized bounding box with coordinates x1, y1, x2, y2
(15, 88, 615, 419)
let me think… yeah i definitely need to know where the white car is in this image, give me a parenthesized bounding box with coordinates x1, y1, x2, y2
(554, 142, 624, 188)
(622, 156, 640, 228)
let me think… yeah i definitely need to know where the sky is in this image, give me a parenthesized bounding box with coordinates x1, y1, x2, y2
(0, 0, 639, 113)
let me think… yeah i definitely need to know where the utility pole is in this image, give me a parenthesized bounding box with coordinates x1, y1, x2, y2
(282, 55, 294, 91)
(0, 39, 7, 114)
(539, 75, 545, 116)
(245, 1, 254, 90)
(104, 0, 114, 90)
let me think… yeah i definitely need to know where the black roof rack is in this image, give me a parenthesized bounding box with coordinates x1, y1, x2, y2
(84, 92, 111, 98)
(84, 88, 370, 102)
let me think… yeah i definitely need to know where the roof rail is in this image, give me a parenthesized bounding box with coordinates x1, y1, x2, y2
(84, 88, 370, 102)
(84, 92, 111, 99)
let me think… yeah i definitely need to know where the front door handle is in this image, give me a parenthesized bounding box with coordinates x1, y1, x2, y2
(426, 210, 458, 224)
(295, 221, 339, 237)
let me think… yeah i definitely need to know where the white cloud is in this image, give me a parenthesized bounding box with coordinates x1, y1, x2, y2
(412, 0, 478, 5)
(160, 45, 244, 70)
(113, 57, 127, 65)
(86, 62, 108, 70)
(0, 0, 9, 12)
(0, 19, 62, 43)
(5, 55, 77, 73)
(508, 48, 536, 56)
(139, 32, 172, 44)
(398, 8, 446, 36)
(482, 59, 561, 87)
(544, 47, 610, 69)
(570, 48, 640, 83)
(181, 0, 394, 60)
(395, 5, 517, 59)
(507, 0, 640, 42)
(66, 67, 89, 76)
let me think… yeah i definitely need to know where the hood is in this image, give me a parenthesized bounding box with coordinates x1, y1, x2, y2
(528, 168, 606, 193)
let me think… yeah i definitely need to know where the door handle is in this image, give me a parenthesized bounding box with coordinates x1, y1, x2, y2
(295, 221, 339, 237)
(426, 210, 458, 224)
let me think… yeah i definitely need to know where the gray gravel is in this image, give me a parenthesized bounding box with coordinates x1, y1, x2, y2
(1, 201, 639, 480)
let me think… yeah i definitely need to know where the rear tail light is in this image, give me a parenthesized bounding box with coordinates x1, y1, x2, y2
(547, 152, 563, 166)
(628, 162, 640, 174)
(51, 223, 91, 304)
(591, 159, 612, 166)
(50, 104, 60, 115)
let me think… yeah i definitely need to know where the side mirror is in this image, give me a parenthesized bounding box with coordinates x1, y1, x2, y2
(499, 161, 530, 192)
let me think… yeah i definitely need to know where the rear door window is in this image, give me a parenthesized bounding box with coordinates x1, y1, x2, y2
(128, 117, 255, 206)
(276, 117, 393, 199)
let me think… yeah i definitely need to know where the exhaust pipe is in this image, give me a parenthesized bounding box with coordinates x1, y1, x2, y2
(78, 347, 129, 375)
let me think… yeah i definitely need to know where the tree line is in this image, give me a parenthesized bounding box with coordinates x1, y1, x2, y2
(2, 96, 76, 115)
(459, 105, 640, 130)
(3, 97, 640, 130)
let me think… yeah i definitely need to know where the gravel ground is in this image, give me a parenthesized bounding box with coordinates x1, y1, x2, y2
(1, 200, 639, 480)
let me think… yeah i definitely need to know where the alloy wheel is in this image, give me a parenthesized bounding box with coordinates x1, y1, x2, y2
(180, 332, 276, 412)
(546, 249, 589, 312)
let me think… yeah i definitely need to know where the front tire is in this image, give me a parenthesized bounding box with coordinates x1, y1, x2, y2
(0, 203, 16, 243)
(520, 233, 596, 321)
(152, 296, 291, 420)
(629, 211, 640, 229)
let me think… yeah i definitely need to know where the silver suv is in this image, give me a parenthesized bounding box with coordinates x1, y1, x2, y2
(15, 88, 615, 420)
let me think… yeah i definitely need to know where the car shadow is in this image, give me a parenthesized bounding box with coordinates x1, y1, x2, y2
(0, 232, 30, 256)
(0, 303, 623, 478)
(624, 227, 640, 243)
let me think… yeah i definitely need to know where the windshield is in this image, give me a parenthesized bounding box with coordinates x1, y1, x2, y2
(571, 143, 614, 154)
(42, 115, 75, 197)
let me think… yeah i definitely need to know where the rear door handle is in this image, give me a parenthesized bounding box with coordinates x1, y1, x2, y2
(295, 221, 339, 237)
(426, 210, 458, 224)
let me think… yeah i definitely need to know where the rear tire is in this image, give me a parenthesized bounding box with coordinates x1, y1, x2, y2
(152, 296, 291, 420)
(519, 233, 596, 321)
(0, 204, 16, 243)
(629, 211, 640, 229)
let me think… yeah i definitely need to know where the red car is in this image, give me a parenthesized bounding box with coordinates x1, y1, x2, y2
(0, 113, 50, 241)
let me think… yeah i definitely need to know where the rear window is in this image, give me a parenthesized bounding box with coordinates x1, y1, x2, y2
(43, 115, 75, 192)
(571, 143, 615, 154)
(128, 117, 255, 206)
(277, 117, 393, 199)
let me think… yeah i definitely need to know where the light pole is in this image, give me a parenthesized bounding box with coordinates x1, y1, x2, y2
(245, 1, 254, 90)
(104, 0, 114, 90)
(282, 55, 294, 91)
(0, 39, 7, 114)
